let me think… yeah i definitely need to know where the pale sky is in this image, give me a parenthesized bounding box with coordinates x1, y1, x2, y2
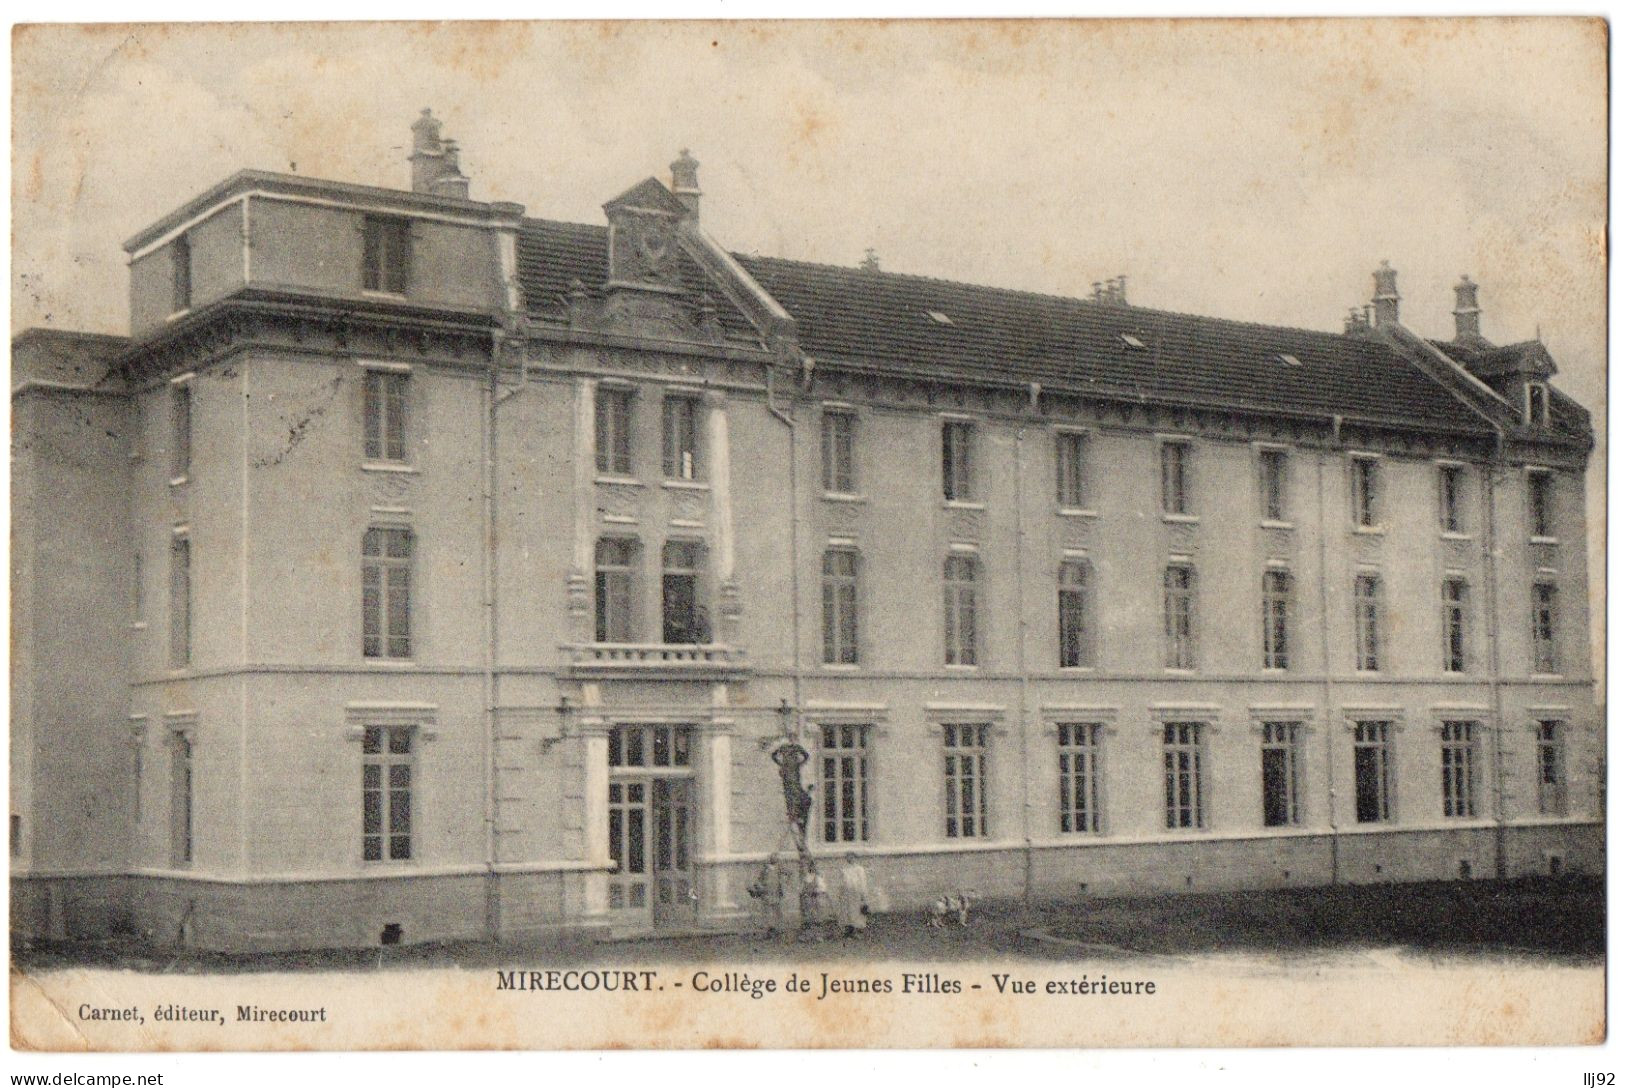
(10, 18, 1607, 669)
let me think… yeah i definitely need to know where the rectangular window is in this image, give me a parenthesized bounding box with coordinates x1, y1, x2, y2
(818, 724, 870, 844)
(1262, 569, 1291, 670)
(362, 726, 414, 862)
(1440, 720, 1477, 818)
(943, 723, 989, 838)
(595, 387, 634, 476)
(1442, 578, 1469, 673)
(168, 533, 191, 668)
(171, 234, 192, 313)
(662, 540, 707, 644)
(1351, 456, 1380, 528)
(362, 216, 410, 294)
(1528, 471, 1554, 538)
(1353, 720, 1394, 823)
(1058, 722, 1102, 834)
(170, 382, 192, 481)
(821, 548, 860, 665)
(1532, 582, 1559, 673)
(1438, 464, 1464, 533)
(821, 411, 857, 494)
(1261, 721, 1302, 827)
(1056, 431, 1089, 508)
(1258, 448, 1287, 522)
(1536, 721, 1567, 816)
(609, 724, 692, 769)
(1058, 560, 1093, 668)
(943, 554, 979, 666)
(595, 538, 636, 643)
(170, 732, 194, 867)
(1354, 573, 1382, 672)
(1163, 564, 1195, 669)
(942, 420, 975, 501)
(1162, 721, 1206, 830)
(1160, 441, 1190, 515)
(362, 527, 413, 658)
(363, 370, 409, 462)
(661, 396, 702, 481)
(132, 550, 144, 624)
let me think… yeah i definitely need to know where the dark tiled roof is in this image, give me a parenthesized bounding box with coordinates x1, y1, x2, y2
(518, 218, 1495, 433)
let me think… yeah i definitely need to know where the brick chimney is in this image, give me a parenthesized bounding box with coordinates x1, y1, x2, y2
(670, 149, 701, 220)
(1452, 274, 1483, 342)
(1371, 260, 1400, 328)
(409, 109, 469, 198)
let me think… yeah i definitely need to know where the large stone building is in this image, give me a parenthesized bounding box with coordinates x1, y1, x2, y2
(11, 113, 1599, 950)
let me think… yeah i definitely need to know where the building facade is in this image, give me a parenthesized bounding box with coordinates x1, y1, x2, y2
(12, 113, 1600, 950)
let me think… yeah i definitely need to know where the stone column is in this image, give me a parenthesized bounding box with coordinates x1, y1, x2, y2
(706, 392, 740, 643)
(700, 681, 746, 921)
(579, 682, 610, 917)
(568, 378, 597, 640)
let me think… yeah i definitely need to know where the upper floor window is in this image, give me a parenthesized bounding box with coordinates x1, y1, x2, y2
(1438, 464, 1465, 533)
(1440, 720, 1478, 818)
(1058, 560, 1093, 668)
(594, 537, 637, 643)
(362, 725, 414, 862)
(1528, 471, 1554, 539)
(1441, 578, 1469, 673)
(943, 723, 990, 838)
(943, 553, 979, 666)
(1531, 582, 1559, 674)
(1160, 441, 1191, 516)
(169, 381, 193, 482)
(942, 419, 976, 502)
(1163, 564, 1196, 670)
(364, 370, 410, 463)
(1351, 456, 1380, 528)
(171, 233, 192, 314)
(362, 527, 413, 659)
(595, 386, 634, 476)
(362, 216, 410, 295)
(1536, 721, 1567, 816)
(1527, 381, 1550, 426)
(1056, 431, 1089, 509)
(821, 548, 860, 665)
(1261, 568, 1291, 670)
(1258, 448, 1287, 522)
(662, 395, 702, 481)
(661, 540, 709, 644)
(821, 411, 857, 495)
(1354, 573, 1383, 671)
(169, 532, 191, 669)
(1260, 721, 1303, 828)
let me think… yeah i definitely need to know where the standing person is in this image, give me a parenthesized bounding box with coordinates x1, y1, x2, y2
(836, 853, 871, 938)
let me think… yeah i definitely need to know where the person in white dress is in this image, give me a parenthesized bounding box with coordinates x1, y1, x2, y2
(836, 853, 871, 937)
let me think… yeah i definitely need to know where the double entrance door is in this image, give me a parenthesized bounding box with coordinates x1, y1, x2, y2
(607, 724, 696, 928)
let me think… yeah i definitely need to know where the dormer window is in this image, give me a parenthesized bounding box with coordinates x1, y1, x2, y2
(1119, 333, 1147, 350)
(363, 216, 411, 295)
(1526, 381, 1550, 426)
(925, 310, 955, 326)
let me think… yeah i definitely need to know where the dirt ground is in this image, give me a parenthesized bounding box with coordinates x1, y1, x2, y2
(12, 874, 1602, 974)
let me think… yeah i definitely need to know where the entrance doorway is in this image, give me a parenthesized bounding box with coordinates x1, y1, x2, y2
(607, 724, 697, 928)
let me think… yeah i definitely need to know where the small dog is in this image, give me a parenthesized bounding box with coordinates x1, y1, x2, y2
(926, 893, 972, 928)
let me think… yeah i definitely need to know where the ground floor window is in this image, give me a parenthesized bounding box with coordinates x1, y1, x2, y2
(1536, 720, 1567, 816)
(943, 724, 989, 838)
(1353, 720, 1394, 823)
(1260, 721, 1302, 827)
(170, 732, 194, 867)
(1441, 720, 1478, 819)
(363, 726, 414, 862)
(607, 724, 696, 921)
(818, 724, 870, 844)
(1163, 721, 1206, 829)
(1058, 722, 1102, 833)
